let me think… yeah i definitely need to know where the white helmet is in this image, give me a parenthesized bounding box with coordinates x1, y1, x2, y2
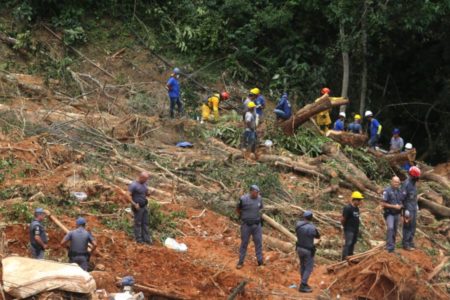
(364, 110, 373, 117)
(339, 112, 346, 118)
(405, 143, 413, 150)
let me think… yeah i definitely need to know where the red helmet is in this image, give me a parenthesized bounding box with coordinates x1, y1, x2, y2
(409, 166, 421, 178)
(321, 87, 331, 95)
(220, 91, 230, 100)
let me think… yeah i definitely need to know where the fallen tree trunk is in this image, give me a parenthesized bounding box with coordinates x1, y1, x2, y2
(263, 234, 294, 253)
(421, 171, 450, 191)
(282, 95, 349, 135)
(0, 32, 17, 47)
(227, 280, 247, 300)
(326, 130, 368, 148)
(322, 142, 381, 194)
(258, 154, 327, 180)
(418, 196, 450, 218)
(262, 213, 297, 243)
(427, 256, 449, 281)
(326, 243, 385, 273)
(368, 148, 417, 167)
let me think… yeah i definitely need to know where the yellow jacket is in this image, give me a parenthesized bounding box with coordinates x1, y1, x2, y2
(315, 96, 345, 126)
(202, 94, 220, 122)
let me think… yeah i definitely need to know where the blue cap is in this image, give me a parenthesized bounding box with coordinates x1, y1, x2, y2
(250, 185, 260, 192)
(76, 217, 86, 226)
(35, 208, 45, 214)
(393, 128, 400, 134)
(303, 210, 313, 218)
(121, 276, 135, 287)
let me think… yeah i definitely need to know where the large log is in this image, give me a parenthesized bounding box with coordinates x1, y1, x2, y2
(322, 143, 381, 193)
(427, 256, 449, 281)
(326, 130, 368, 148)
(258, 154, 327, 179)
(421, 171, 450, 191)
(261, 214, 297, 242)
(281, 95, 349, 135)
(263, 234, 294, 253)
(368, 148, 417, 167)
(418, 196, 450, 219)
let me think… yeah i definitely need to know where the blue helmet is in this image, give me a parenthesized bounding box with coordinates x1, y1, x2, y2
(303, 210, 313, 218)
(121, 276, 135, 287)
(76, 217, 86, 226)
(393, 128, 400, 135)
(35, 208, 45, 215)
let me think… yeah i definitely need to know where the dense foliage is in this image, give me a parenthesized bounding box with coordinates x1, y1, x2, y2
(1, 0, 450, 163)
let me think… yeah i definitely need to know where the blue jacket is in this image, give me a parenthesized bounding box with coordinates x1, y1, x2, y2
(275, 94, 292, 118)
(255, 95, 265, 116)
(349, 122, 362, 134)
(402, 178, 418, 211)
(369, 118, 381, 138)
(333, 119, 345, 131)
(167, 76, 180, 98)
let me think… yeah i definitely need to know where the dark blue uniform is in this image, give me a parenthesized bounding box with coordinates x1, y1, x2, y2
(63, 227, 95, 271)
(237, 194, 263, 265)
(295, 221, 320, 286)
(29, 219, 48, 259)
(129, 181, 152, 244)
(402, 178, 418, 249)
(383, 186, 404, 252)
(341, 204, 360, 259)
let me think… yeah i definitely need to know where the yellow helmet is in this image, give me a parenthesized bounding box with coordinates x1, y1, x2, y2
(351, 191, 364, 199)
(354, 114, 362, 120)
(247, 101, 256, 108)
(250, 88, 260, 95)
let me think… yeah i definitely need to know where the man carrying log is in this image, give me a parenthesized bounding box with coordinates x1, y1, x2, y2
(129, 172, 153, 244)
(236, 185, 264, 269)
(389, 128, 404, 153)
(348, 114, 363, 134)
(365, 110, 382, 148)
(381, 176, 404, 253)
(341, 192, 363, 260)
(402, 166, 421, 251)
(29, 208, 48, 259)
(60, 217, 97, 271)
(295, 211, 320, 293)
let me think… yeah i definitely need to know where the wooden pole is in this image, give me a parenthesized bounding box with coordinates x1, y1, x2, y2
(427, 256, 449, 281)
(227, 280, 248, 300)
(261, 214, 297, 243)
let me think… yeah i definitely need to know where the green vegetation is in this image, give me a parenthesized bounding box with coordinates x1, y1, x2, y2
(269, 127, 331, 157)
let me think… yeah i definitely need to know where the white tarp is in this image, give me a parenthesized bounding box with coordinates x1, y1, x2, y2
(2, 256, 96, 298)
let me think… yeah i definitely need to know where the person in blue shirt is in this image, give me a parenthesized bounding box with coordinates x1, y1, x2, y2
(348, 114, 363, 134)
(274, 93, 292, 120)
(364, 110, 382, 148)
(166, 68, 183, 118)
(402, 143, 414, 170)
(389, 128, 404, 153)
(333, 112, 346, 131)
(250, 88, 265, 123)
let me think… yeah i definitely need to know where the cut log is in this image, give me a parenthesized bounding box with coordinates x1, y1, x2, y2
(326, 130, 368, 148)
(261, 214, 297, 243)
(418, 196, 450, 219)
(257, 154, 327, 179)
(421, 171, 450, 191)
(0, 32, 18, 47)
(281, 95, 349, 135)
(427, 256, 449, 281)
(227, 280, 248, 300)
(322, 142, 381, 194)
(368, 148, 417, 167)
(326, 243, 385, 273)
(263, 235, 294, 253)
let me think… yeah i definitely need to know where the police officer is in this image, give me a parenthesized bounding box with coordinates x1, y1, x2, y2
(402, 166, 421, 250)
(129, 171, 152, 244)
(381, 176, 404, 253)
(236, 185, 263, 269)
(60, 217, 97, 271)
(295, 211, 320, 293)
(29, 208, 48, 259)
(341, 191, 363, 260)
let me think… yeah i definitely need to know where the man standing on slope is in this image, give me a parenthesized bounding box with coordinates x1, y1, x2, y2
(402, 166, 421, 251)
(166, 67, 183, 118)
(381, 176, 403, 253)
(341, 191, 363, 260)
(236, 185, 264, 269)
(29, 208, 48, 259)
(129, 172, 153, 244)
(250, 88, 265, 125)
(295, 210, 320, 293)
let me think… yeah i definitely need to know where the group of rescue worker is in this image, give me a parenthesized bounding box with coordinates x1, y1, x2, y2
(236, 164, 421, 293)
